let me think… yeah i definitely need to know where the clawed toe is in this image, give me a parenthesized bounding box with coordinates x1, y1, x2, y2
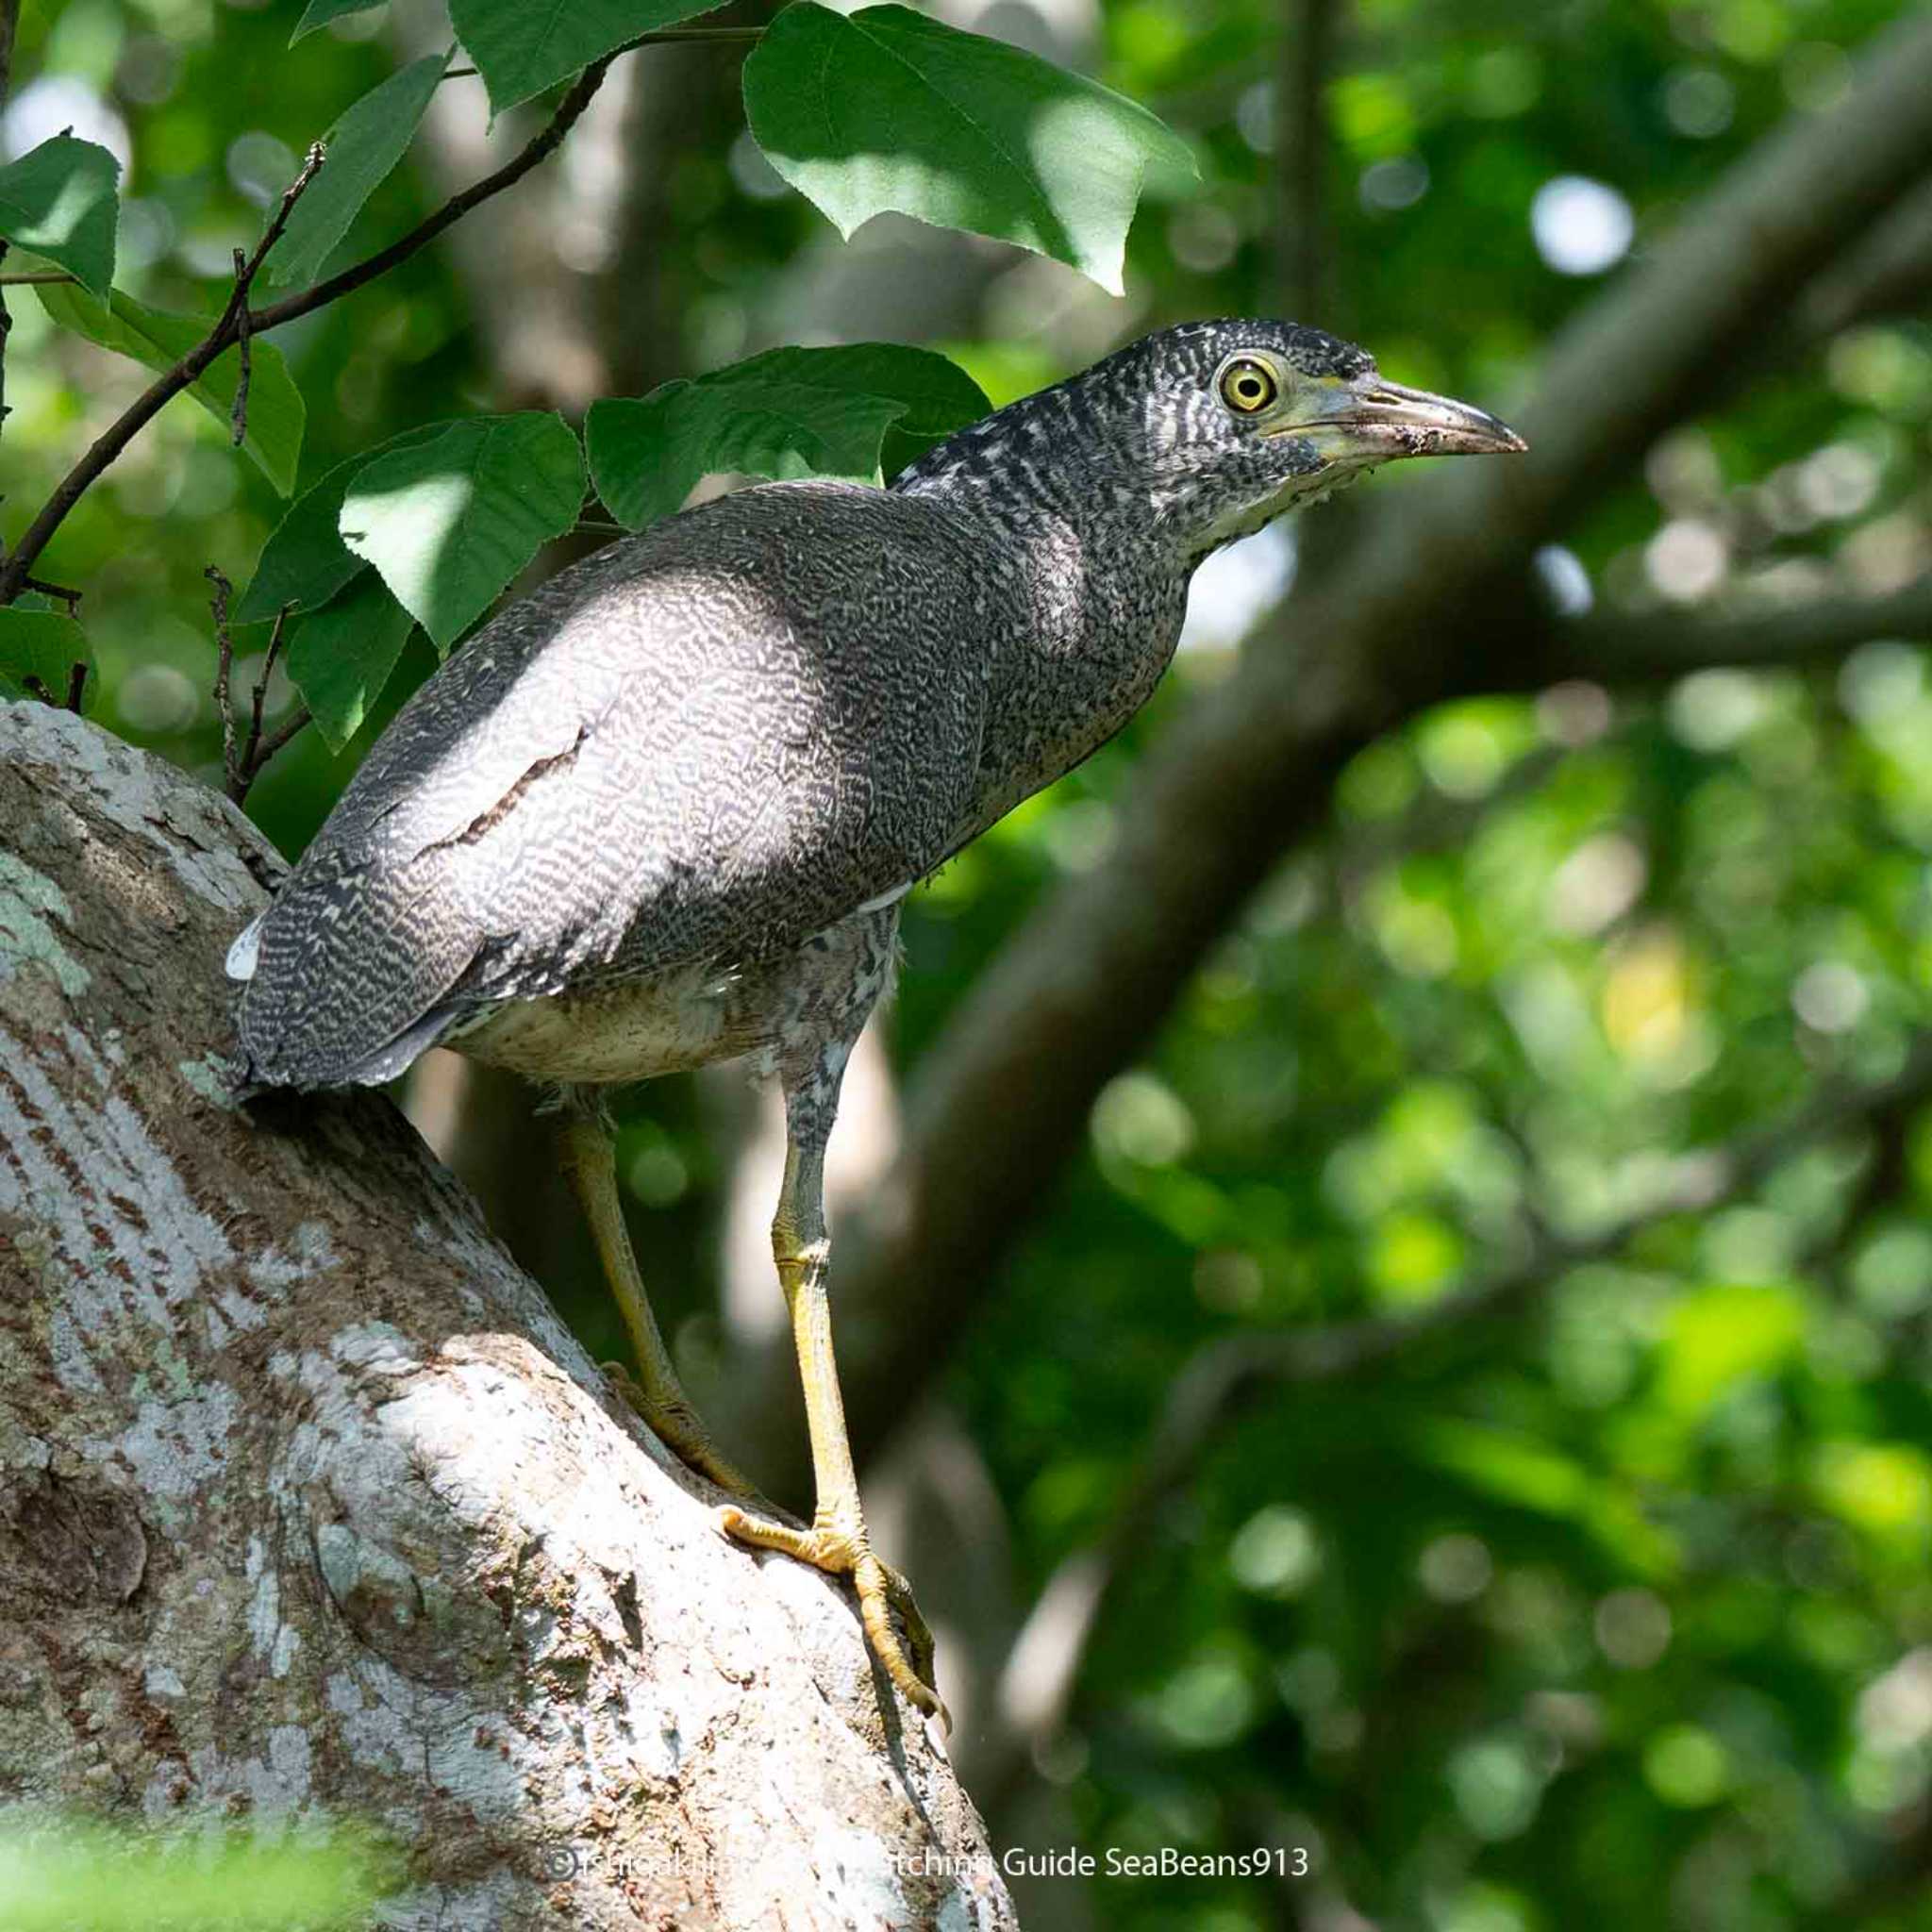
(602, 1359, 762, 1503)
(718, 1507, 949, 1730)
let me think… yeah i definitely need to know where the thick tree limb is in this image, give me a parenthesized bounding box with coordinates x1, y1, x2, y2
(1560, 575, 1932, 681)
(0, 703, 1014, 1931)
(718, 10, 1932, 1497)
(1800, 175, 1932, 337)
(1278, 0, 1340, 321)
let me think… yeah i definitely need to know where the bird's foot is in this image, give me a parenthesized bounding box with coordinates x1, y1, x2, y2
(601, 1359, 764, 1505)
(717, 1505, 948, 1732)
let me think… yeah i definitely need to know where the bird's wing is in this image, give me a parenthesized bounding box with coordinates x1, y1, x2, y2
(234, 484, 991, 1087)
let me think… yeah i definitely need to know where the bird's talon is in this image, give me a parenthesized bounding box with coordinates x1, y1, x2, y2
(719, 1509, 946, 1728)
(601, 1357, 647, 1409)
(602, 1361, 763, 1504)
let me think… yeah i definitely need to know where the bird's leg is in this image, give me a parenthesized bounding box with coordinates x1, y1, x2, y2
(717, 1069, 946, 1728)
(556, 1102, 760, 1501)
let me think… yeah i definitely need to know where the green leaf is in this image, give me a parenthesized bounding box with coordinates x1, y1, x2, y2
(0, 610, 94, 708)
(265, 53, 449, 287)
(743, 2, 1194, 294)
(339, 412, 586, 649)
(1656, 1281, 1807, 1418)
(36, 284, 306, 495)
(450, 0, 725, 116)
(288, 571, 419, 752)
(238, 424, 451, 625)
(291, 0, 388, 42)
(1417, 1420, 1591, 1517)
(586, 342, 990, 531)
(0, 1819, 396, 1931)
(0, 134, 120, 296)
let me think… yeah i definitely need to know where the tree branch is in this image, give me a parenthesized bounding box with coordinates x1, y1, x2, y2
(0, 61, 612, 605)
(208, 567, 306, 803)
(0, 704, 1014, 1930)
(720, 11, 1932, 1500)
(996, 1031, 1932, 1757)
(1549, 573, 1932, 683)
(0, 0, 19, 458)
(1279, 0, 1340, 320)
(1799, 174, 1932, 337)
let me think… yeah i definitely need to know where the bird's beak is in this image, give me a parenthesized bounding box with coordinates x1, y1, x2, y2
(1271, 375, 1527, 462)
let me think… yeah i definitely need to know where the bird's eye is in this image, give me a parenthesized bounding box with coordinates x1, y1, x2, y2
(1219, 358, 1278, 414)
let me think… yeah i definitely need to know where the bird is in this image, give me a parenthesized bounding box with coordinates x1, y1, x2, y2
(226, 318, 1524, 1726)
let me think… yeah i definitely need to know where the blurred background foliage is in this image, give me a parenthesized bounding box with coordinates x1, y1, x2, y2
(4, 0, 1931, 1926)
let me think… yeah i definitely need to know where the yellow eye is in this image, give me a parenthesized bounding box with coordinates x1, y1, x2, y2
(1219, 358, 1278, 414)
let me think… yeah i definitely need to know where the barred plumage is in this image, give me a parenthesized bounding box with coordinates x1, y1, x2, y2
(226, 319, 1523, 1724)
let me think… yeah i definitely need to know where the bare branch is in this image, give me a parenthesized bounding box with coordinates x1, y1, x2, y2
(1278, 0, 1341, 320)
(1556, 575, 1932, 682)
(247, 59, 611, 341)
(23, 575, 82, 613)
(230, 251, 252, 447)
(244, 604, 309, 790)
(208, 566, 240, 791)
(231, 142, 327, 320)
(210, 568, 306, 805)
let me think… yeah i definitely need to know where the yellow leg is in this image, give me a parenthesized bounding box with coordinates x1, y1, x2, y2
(718, 1134, 947, 1729)
(558, 1111, 759, 1501)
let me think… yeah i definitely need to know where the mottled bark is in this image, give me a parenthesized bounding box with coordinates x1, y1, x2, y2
(0, 702, 1016, 1932)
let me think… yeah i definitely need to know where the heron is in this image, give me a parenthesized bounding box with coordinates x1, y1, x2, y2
(227, 319, 1524, 1724)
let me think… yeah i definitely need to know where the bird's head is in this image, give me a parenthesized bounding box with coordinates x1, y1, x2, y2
(993, 319, 1525, 562)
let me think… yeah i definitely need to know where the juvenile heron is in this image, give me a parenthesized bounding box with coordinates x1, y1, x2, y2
(227, 320, 1523, 1723)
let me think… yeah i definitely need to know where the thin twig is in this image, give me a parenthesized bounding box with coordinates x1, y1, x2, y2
(0, 244, 10, 453)
(208, 567, 307, 803)
(248, 703, 312, 781)
(0, 61, 611, 606)
(238, 143, 327, 307)
(230, 249, 252, 448)
(225, 144, 325, 453)
(22, 575, 81, 612)
(247, 58, 608, 339)
(208, 565, 240, 790)
(0, 269, 78, 286)
(18, 661, 87, 712)
(247, 603, 291, 767)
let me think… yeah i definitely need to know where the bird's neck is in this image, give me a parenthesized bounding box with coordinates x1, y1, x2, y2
(896, 432, 1192, 834)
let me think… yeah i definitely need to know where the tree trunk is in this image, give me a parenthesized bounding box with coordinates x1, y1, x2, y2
(0, 702, 1017, 1932)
